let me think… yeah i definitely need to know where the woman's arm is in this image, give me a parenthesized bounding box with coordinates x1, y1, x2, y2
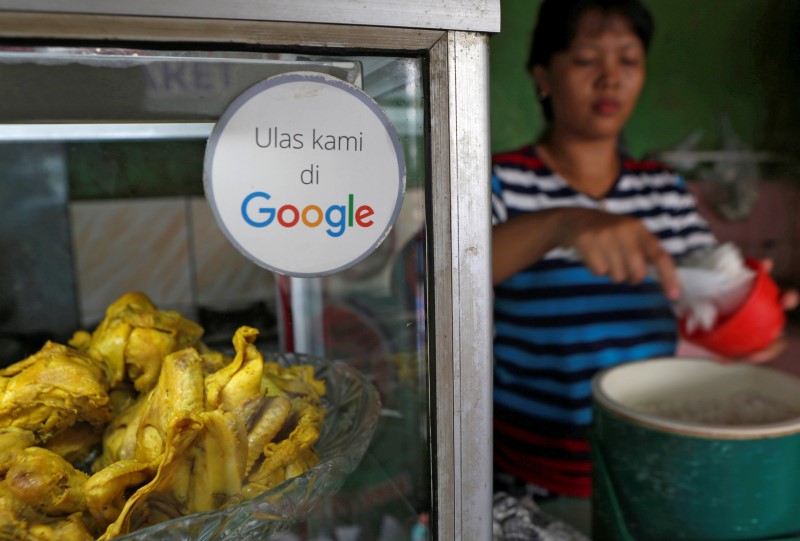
(492, 207, 681, 300)
(492, 208, 565, 285)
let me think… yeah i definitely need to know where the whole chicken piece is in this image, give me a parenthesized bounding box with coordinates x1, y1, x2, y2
(5, 447, 88, 516)
(86, 344, 208, 536)
(205, 326, 263, 412)
(0, 342, 111, 441)
(84, 458, 158, 530)
(80, 292, 204, 392)
(244, 396, 292, 474)
(94, 423, 193, 539)
(134, 347, 205, 465)
(0, 483, 94, 541)
(96, 410, 248, 539)
(93, 346, 204, 474)
(247, 397, 323, 490)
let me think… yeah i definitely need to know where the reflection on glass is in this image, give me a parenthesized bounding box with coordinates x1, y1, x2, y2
(0, 46, 429, 539)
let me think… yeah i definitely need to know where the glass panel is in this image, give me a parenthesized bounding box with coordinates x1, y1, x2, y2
(0, 46, 429, 540)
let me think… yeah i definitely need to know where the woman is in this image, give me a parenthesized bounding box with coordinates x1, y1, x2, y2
(490, 0, 796, 532)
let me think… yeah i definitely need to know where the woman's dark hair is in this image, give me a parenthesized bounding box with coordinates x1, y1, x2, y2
(529, 0, 655, 121)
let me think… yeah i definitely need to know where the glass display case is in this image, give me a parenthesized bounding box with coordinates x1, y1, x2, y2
(0, 2, 497, 539)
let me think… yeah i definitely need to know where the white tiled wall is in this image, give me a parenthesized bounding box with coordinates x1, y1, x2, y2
(69, 197, 275, 327)
(189, 198, 275, 307)
(70, 198, 193, 325)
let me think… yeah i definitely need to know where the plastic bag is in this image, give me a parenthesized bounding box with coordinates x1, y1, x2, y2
(673, 243, 755, 333)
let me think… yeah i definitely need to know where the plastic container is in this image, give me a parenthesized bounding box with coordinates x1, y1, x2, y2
(679, 258, 785, 357)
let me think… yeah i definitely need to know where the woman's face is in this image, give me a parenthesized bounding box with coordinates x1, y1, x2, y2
(534, 10, 646, 142)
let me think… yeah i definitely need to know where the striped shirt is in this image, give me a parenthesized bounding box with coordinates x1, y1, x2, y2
(491, 145, 715, 497)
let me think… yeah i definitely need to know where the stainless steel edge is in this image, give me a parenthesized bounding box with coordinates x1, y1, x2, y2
(449, 31, 493, 540)
(430, 31, 493, 540)
(0, 13, 445, 50)
(0, 0, 501, 33)
(429, 34, 456, 541)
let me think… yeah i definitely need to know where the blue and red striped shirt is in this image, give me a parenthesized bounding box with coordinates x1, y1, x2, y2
(491, 145, 715, 497)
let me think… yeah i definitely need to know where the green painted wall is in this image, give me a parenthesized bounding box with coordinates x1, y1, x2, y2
(490, 0, 800, 159)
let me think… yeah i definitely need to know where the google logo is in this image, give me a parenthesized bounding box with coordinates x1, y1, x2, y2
(205, 72, 405, 276)
(241, 191, 375, 238)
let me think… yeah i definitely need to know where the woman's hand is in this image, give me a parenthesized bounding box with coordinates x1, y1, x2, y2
(557, 208, 681, 300)
(717, 259, 799, 365)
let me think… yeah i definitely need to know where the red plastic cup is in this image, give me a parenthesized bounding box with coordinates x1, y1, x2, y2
(679, 258, 785, 357)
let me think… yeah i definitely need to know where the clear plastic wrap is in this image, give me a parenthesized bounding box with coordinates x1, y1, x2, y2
(113, 353, 381, 541)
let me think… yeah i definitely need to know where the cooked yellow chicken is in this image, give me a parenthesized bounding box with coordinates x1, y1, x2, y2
(92, 396, 146, 472)
(205, 326, 263, 412)
(71, 292, 204, 392)
(5, 447, 89, 516)
(0, 342, 111, 442)
(84, 459, 154, 531)
(44, 424, 103, 468)
(0, 293, 326, 541)
(247, 396, 323, 491)
(0, 428, 36, 476)
(244, 396, 292, 474)
(134, 347, 206, 466)
(262, 361, 326, 399)
(0, 482, 95, 541)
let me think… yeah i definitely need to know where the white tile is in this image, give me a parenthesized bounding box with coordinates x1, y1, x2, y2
(70, 198, 192, 326)
(190, 198, 276, 308)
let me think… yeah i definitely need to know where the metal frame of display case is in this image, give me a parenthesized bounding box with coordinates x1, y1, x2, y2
(0, 2, 497, 539)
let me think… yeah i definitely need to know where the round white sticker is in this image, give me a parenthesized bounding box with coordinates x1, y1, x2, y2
(204, 72, 406, 277)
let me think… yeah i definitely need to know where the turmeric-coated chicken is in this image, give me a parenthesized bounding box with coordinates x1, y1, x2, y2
(88, 339, 251, 538)
(84, 458, 157, 530)
(0, 342, 111, 442)
(0, 482, 95, 541)
(0, 428, 35, 476)
(246, 396, 323, 491)
(0, 295, 329, 541)
(5, 447, 89, 516)
(44, 423, 103, 469)
(133, 347, 205, 465)
(262, 360, 326, 400)
(72, 292, 204, 392)
(205, 326, 263, 412)
(92, 410, 248, 538)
